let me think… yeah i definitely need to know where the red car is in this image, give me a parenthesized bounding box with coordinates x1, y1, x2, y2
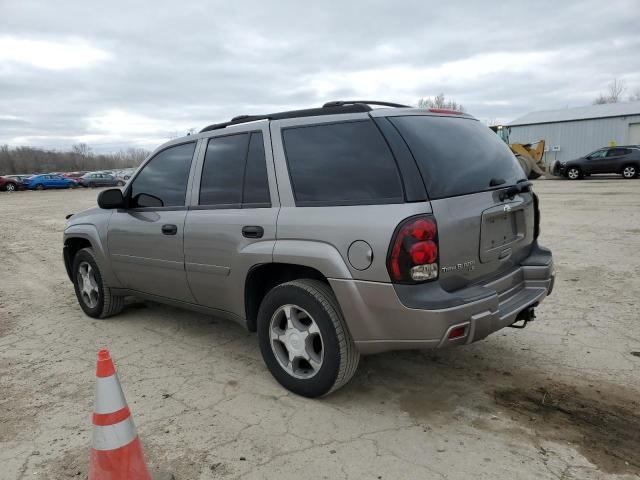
(0, 175, 23, 192)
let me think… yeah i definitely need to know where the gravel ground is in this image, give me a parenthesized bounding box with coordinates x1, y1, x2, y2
(1, 178, 639, 480)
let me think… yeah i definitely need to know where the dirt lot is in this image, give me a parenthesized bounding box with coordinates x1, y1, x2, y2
(1, 178, 639, 480)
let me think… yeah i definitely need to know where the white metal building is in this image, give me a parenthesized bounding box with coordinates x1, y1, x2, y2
(507, 101, 640, 165)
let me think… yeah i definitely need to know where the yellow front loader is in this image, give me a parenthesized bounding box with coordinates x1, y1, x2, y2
(490, 125, 547, 179)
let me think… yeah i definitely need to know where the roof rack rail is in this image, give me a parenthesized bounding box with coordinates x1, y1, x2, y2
(322, 100, 412, 108)
(200, 100, 411, 133)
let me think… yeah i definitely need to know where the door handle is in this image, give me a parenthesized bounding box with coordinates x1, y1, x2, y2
(242, 226, 264, 239)
(161, 224, 178, 235)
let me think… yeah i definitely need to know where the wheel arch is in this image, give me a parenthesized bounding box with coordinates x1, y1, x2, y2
(63, 225, 120, 287)
(244, 263, 331, 332)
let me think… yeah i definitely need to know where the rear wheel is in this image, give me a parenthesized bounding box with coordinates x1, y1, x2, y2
(117, 181, 125, 186)
(622, 165, 637, 179)
(5, 183, 16, 192)
(257, 279, 359, 397)
(566, 167, 581, 180)
(72, 247, 124, 318)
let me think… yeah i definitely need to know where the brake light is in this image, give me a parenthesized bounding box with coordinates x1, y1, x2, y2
(387, 216, 439, 283)
(428, 108, 463, 115)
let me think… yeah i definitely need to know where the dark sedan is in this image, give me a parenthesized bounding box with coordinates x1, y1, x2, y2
(77, 173, 125, 188)
(1, 175, 28, 191)
(557, 146, 640, 180)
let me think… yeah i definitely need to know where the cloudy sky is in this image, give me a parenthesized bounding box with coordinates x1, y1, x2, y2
(1, 0, 639, 152)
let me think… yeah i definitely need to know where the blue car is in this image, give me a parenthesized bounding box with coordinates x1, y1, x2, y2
(26, 174, 78, 190)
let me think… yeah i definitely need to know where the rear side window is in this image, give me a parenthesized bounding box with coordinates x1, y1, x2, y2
(199, 131, 271, 207)
(200, 134, 248, 206)
(390, 116, 525, 200)
(243, 132, 270, 205)
(130, 142, 195, 207)
(282, 120, 403, 206)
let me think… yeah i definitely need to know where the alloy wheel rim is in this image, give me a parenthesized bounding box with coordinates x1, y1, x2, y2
(568, 169, 579, 179)
(269, 304, 324, 379)
(623, 167, 635, 178)
(6, 184, 15, 191)
(77, 261, 100, 308)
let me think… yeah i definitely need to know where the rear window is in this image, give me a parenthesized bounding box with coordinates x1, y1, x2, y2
(390, 116, 525, 199)
(282, 120, 403, 206)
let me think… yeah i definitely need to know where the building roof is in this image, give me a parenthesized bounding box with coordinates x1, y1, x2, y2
(508, 101, 640, 126)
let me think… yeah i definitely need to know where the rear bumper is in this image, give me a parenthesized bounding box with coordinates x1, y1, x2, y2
(330, 243, 554, 355)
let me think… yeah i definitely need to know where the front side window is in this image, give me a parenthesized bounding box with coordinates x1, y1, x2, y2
(282, 120, 403, 206)
(589, 150, 606, 159)
(130, 142, 195, 208)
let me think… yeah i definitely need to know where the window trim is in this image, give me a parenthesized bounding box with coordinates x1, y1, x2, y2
(124, 139, 198, 210)
(280, 119, 405, 207)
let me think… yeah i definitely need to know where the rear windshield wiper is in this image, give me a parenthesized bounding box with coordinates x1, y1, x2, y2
(499, 180, 532, 201)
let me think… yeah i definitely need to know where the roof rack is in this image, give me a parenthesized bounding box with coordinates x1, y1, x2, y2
(199, 100, 411, 133)
(322, 100, 411, 108)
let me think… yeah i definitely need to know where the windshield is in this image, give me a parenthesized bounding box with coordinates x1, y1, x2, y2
(389, 115, 526, 200)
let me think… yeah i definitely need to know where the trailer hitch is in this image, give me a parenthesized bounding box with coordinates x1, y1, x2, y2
(509, 307, 536, 329)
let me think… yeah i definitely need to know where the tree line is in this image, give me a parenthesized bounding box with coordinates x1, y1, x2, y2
(0, 143, 149, 175)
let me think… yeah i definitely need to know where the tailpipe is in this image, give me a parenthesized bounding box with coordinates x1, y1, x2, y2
(509, 306, 537, 329)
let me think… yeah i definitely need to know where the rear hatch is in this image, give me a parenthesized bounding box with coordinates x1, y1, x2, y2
(388, 114, 535, 291)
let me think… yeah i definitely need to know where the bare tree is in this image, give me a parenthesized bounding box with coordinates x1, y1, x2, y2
(0, 144, 150, 175)
(593, 78, 627, 104)
(418, 93, 465, 112)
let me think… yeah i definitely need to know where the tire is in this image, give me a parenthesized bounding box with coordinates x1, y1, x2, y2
(528, 170, 542, 180)
(621, 165, 637, 179)
(117, 181, 125, 186)
(566, 167, 581, 180)
(89, 183, 95, 188)
(5, 183, 16, 192)
(72, 247, 124, 319)
(35, 184, 44, 190)
(257, 279, 359, 397)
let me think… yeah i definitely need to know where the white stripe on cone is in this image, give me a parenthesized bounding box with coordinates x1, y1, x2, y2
(94, 374, 128, 414)
(93, 416, 138, 451)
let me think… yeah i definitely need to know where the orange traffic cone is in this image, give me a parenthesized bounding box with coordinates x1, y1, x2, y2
(89, 349, 151, 480)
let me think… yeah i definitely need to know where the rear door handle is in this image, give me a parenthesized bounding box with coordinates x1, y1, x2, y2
(242, 226, 264, 238)
(161, 224, 178, 235)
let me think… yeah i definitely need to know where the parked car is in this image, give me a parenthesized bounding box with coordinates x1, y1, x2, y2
(0, 175, 23, 191)
(7, 174, 32, 184)
(557, 146, 640, 179)
(77, 172, 125, 188)
(26, 174, 79, 190)
(63, 100, 554, 397)
(63, 171, 87, 180)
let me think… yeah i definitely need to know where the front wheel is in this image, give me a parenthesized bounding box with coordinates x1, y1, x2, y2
(566, 167, 581, 180)
(5, 183, 16, 192)
(72, 247, 124, 318)
(257, 279, 359, 397)
(622, 165, 637, 179)
(117, 181, 125, 186)
(35, 184, 45, 190)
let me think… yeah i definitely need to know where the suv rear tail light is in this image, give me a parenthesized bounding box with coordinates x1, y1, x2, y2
(387, 215, 439, 283)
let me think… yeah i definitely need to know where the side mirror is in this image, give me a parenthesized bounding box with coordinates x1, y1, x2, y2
(98, 188, 125, 209)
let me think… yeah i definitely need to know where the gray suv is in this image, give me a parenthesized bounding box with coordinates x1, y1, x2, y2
(63, 101, 555, 397)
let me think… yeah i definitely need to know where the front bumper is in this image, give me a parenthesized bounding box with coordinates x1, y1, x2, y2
(330, 243, 554, 355)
